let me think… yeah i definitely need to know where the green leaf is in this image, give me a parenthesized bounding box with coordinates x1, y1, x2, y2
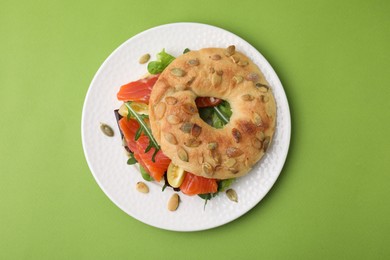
(140, 165, 153, 181)
(218, 178, 235, 192)
(125, 102, 161, 162)
(183, 48, 190, 54)
(147, 49, 175, 74)
(127, 153, 137, 165)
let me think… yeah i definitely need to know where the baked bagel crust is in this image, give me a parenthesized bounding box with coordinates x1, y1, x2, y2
(149, 46, 276, 179)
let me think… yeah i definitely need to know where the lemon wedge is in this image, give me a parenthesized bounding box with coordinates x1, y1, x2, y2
(167, 162, 186, 188)
(118, 102, 149, 117)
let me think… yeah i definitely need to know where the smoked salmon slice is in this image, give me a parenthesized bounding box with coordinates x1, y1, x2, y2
(117, 75, 159, 104)
(180, 172, 218, 196)
(136, 135, 171, 182)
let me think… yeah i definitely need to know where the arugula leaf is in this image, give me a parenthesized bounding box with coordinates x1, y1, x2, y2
(147, 49, 175, 74)
(198, 100, 232, 129)
(140, 165, 154, 181)
(125, 102, 160, 162)
(197, 178, 235, 208)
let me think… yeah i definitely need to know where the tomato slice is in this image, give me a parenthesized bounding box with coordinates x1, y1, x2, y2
(117, 74, 159, 104)
(180, 172, 218, 196)
(195, 97, 222, 108)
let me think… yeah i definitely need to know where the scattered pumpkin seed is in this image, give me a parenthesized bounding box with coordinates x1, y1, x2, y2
(226, 189, 238, 202)
(100, 123, 114, 137)
(138, 53, 150, 64)
(230, 55, 240, 63)
(136, 182, 149, 193)
(167, 193, 180, 211)
(238, 60, 249, 66)
(224, 158, 237, 168)
(252, 138, 262, 149)
(182, 103, 197, 114)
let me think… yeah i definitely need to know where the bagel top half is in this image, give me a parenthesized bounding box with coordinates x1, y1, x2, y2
(149, 46, 276, 180)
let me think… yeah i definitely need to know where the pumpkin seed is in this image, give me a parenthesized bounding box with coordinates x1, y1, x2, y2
(202, 162, 214, 176)
(256, 83, 269, 92)
(180, 122, 194, 133)
(184, 138, 201, 147)
(136, 182, 149, 193)
(211, 54, 221, 60)
(252, 138, 262, 149)
(256, 131, 265, 141)
(230, 55, 240, 63)
(182, 103, 197, 114)
(246, 72, 259, 82)
(233, 75, 244, 84)
(224, 45, 235, 56)
(263, 136, 270, 152)
(167, 193, 180, 211)
(224, 158, 236, 168)
(254, 113, 262, 126)
(164, 132, 178, 145)
(207, 142, 218, 150)
(228, 167, 239, 174)
(226, 189, 238, 202)
(187, 59, 199, 66)
(191, 124, 202, 137)
(165, 96, 178, 105)
(261, 95, 270, 103)
(211, 73, 222, 86)
(232, 128, 241, 143)
(154, 102, 166, 120)
(138, 53, 150, 64)
(177, 146, 189, 162)
(167, 114, 181, 125)
(241, 94, 254, 101)
(226, 147, 244, 158)
(238, 60, 249, 66)
(210, 149, 221, 164)
(171, 68, 185, 77)
(100, 123, 114, 137)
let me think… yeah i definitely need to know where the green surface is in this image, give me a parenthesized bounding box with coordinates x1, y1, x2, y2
(1, 0, 389, 259)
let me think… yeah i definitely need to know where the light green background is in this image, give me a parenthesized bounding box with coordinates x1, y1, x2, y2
(1, 0, 389, 259)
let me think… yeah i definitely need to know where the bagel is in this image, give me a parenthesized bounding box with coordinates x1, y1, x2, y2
(149, 46, 276, 179)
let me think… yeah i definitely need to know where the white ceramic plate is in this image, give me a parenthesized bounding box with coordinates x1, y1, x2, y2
(82, 22, 291, 231)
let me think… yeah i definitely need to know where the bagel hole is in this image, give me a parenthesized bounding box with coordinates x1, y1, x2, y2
(196, 97, 232, 129)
